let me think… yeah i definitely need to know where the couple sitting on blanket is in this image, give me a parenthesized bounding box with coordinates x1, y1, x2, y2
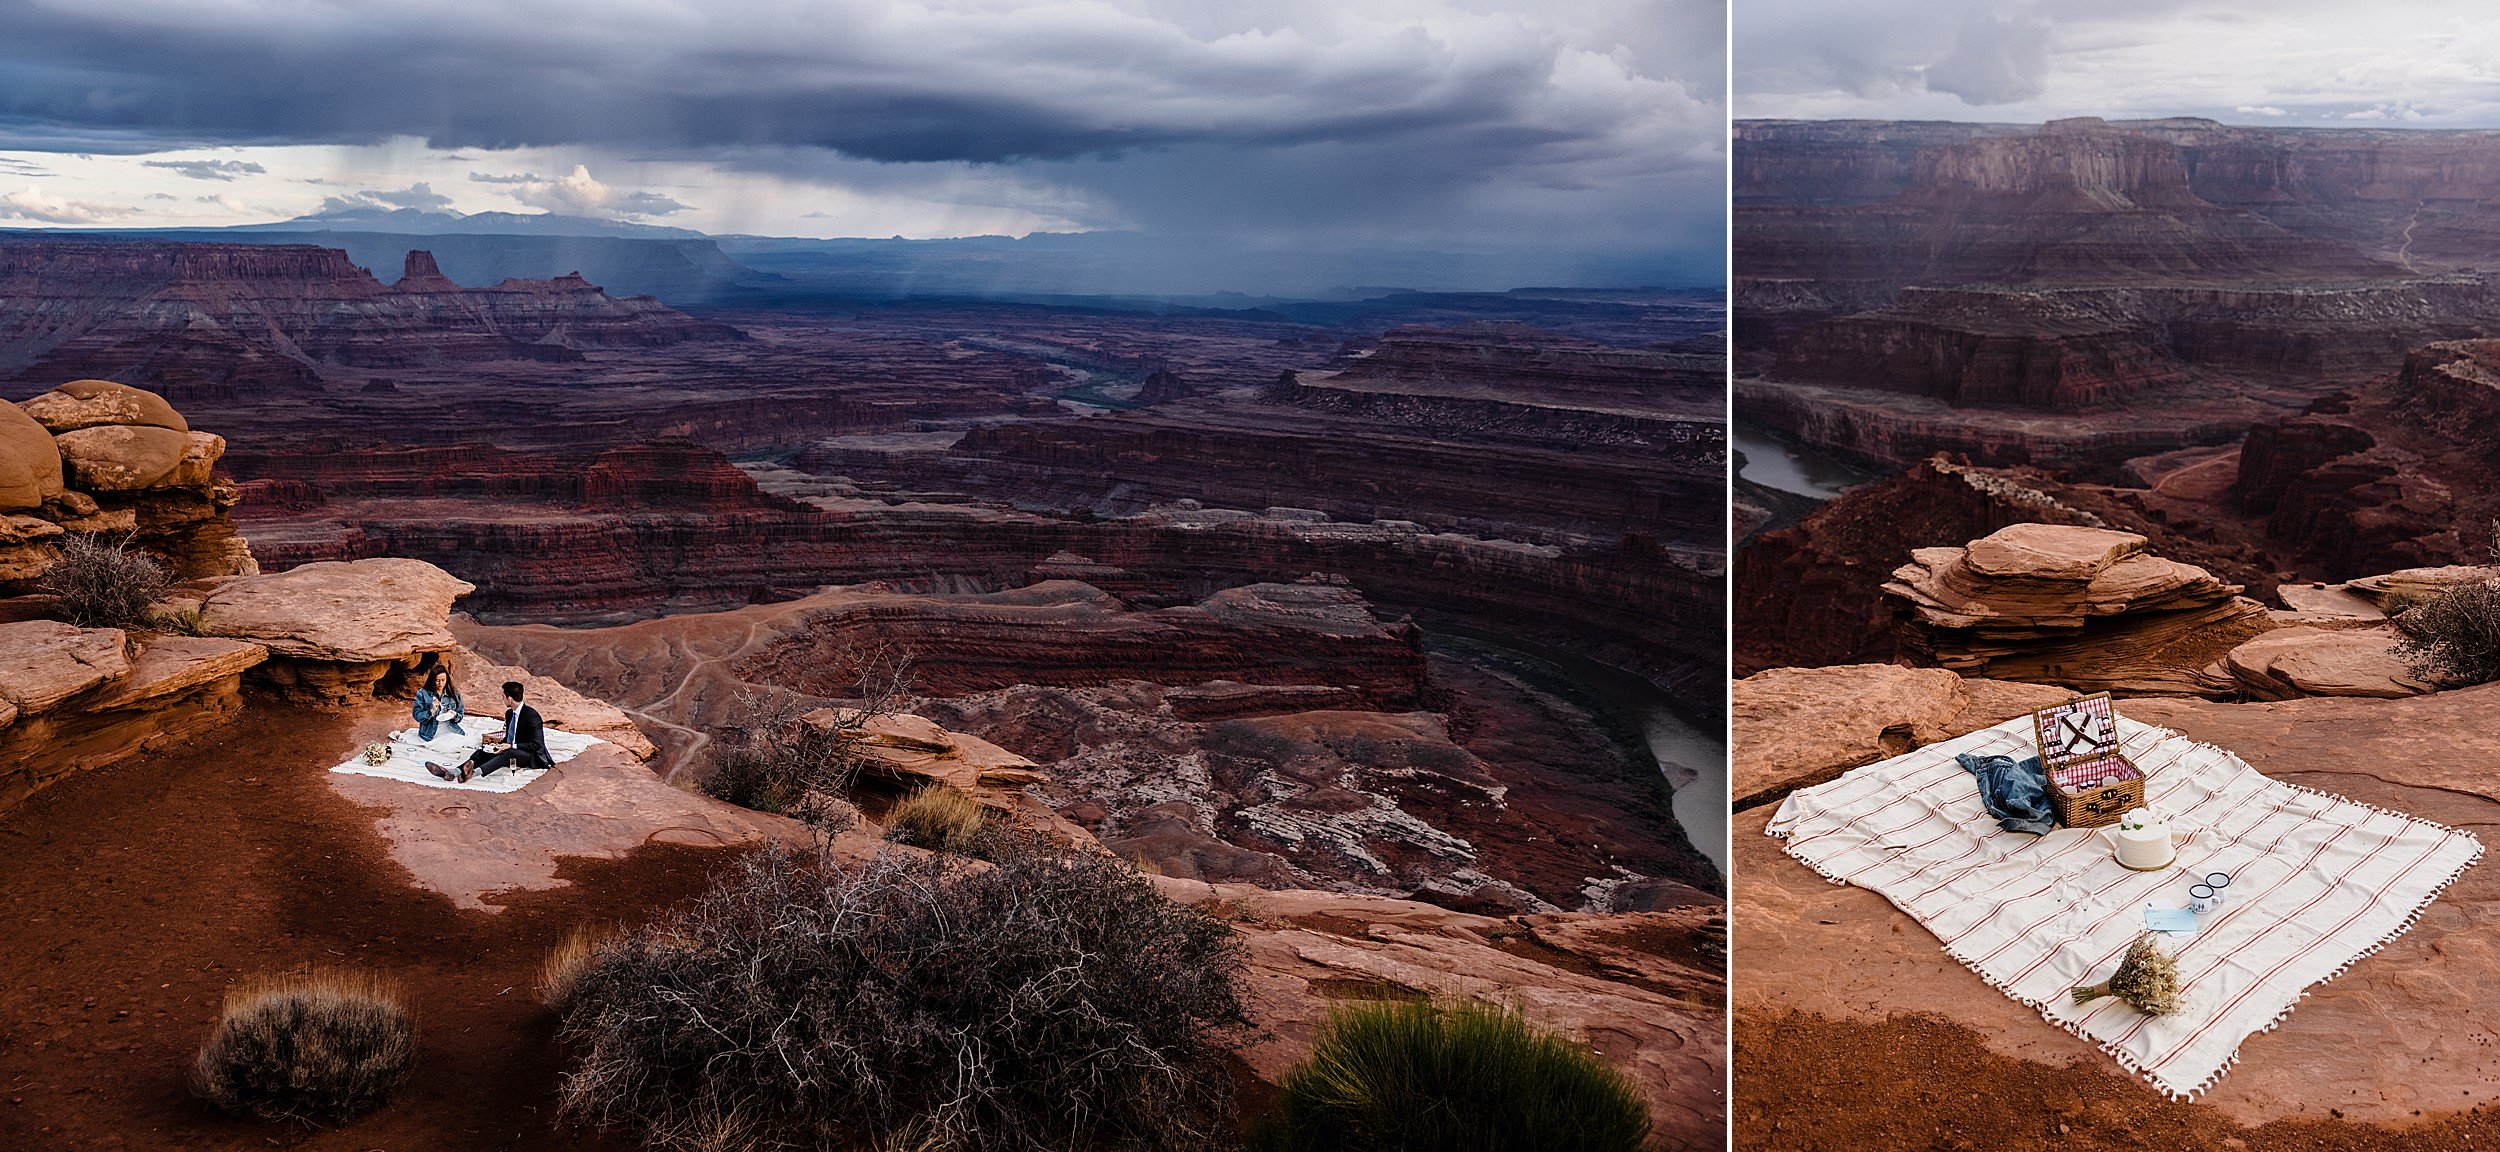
(412, 668, 551, 783)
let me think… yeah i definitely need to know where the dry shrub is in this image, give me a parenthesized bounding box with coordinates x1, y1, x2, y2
(882, 784, 985, 853)
(1255, 998, 1650, 1152)
(701, 691, 865, 817)
(41, 534, 171, 628)
(555, 839, 1246, 1152)
(2394, 577, 2500, 686)
(702, 642, 911, 823)
(540, 924, 621, 1013)
(194, 969, 415, 1125)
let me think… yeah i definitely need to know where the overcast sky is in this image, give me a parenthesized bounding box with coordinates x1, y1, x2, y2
(0, 0, 1723, 287)
(1740, 1, 2500, 126)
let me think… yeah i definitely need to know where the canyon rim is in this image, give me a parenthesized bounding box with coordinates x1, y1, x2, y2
(0, 1, 1730, 1149)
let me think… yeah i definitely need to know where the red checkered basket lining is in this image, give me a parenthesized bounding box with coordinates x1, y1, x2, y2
(2051, 753, 2142, 792)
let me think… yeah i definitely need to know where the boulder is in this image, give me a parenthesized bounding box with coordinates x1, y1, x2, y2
(1733, 663, 2075, 809)
(19, 379, 188, 435)
(1885, 523, 2274, 695)
(0, 621, 130, 715)
(1962, 522, 2142, 581)
(188, 558, 472, 704)
(0, 401, 63, 511)
(0, 513, 64, 581)
(2274, 582, 2386, 620)
(805, 709, 1049, 800)
(85, 636, 268, 710)
(1150, 879, 1725, 1150)
(2219, 626, 2435, 701)
(53, 424, 188, 491)
(2347, 566, 2494, 609)
(163, 432, 226, 489)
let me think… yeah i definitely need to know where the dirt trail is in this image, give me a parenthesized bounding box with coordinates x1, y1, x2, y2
(461, 607, 802, 783)
(0, 695, 741, 1151)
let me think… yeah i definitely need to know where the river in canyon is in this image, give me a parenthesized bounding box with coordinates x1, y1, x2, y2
(1734, 419, 1875, 501)
(1425, 627, 1727, 880)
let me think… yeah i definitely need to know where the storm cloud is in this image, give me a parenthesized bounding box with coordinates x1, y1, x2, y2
(0, 0, 1722, 285)
(1740, 0, 2500, 126)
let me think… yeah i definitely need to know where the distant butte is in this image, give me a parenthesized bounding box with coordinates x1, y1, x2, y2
(0, 237, 740, 401)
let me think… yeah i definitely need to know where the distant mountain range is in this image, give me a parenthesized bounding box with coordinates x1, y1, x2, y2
(230, 206, 709, 240)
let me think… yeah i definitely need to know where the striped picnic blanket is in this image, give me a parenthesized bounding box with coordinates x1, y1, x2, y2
(1767, 714, 2480, 1099)
(328, 724, 606, 794)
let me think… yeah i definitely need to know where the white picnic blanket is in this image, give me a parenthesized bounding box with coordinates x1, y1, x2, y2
(328, 720, 606, 793)
(1767, 714, 2480, 1099)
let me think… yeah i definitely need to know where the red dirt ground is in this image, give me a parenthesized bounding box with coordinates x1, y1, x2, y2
(0, 694, 744, 1151)
(1735, 1010, 2500, 1152)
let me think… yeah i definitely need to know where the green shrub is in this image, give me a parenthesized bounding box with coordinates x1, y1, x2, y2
(193, 969, 415, 1125)
(2393, 576, 2500, 686)
(41, 534, 171, 629)
(1257, 998, 1650, 1152)
(555, 839, 1246, 1152)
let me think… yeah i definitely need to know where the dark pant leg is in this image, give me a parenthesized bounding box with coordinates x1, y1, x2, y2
(465, 748, 526, 777)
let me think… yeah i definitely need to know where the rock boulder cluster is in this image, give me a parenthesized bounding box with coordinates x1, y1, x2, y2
(0, 378, 255, 586)
(1886, 523, 2273, 695)
(0, 380, 499, 804)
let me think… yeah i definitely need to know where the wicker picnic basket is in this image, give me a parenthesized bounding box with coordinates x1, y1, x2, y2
(2031, 692, 2145, 829)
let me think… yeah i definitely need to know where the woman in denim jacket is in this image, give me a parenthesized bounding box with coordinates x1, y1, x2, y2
(413, 666, 466, 741)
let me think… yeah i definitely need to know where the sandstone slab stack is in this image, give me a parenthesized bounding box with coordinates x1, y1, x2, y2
(3, 378, 256, 587)
(0, 620, 268, 808)
(1885, 523, 2272, 695)
(171, 557, 477, 706)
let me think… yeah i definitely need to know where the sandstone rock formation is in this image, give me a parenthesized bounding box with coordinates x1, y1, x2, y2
(1735, 118, 2500, 471)
(0, 622, 267, 808)
(1156, 878, 1725, 1150)
(0, 239, 741, 401)
(0, 400, 65, 511)
(0, 380, 255, 588)
(2216, 341, 2500, 577)
(1733, 453, 2274, 675)
(1886, 524, 2273, 695)
(178, 557, 474, 705)
(2345, 565, 2494, 608)
(795, 708, 1091, 845)
(1732, 663, 2074, 809)
(2214, 625, 2433, 701)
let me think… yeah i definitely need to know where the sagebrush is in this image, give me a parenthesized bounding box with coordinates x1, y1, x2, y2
(539, 924, 619, 1014)
(700, 691, 867, 817)
(2393, 577, 2500, 687)
(555, 839, 1246, 1152)
(193, 969, 415, 1125)
(1255, 997, 1650, 1152)
(702, 643, 911, 821)
(40, 534, 171, 628)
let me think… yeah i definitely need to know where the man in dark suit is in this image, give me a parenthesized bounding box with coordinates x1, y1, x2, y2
(426, 681, 551, 783)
